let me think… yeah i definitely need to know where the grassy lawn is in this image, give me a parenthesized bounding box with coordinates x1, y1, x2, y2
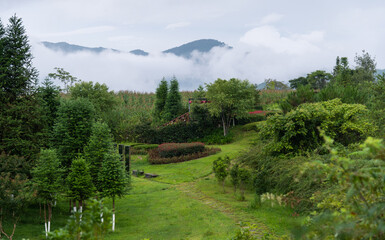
(105, 177, 237, 240)
(11, 128, 300, 239)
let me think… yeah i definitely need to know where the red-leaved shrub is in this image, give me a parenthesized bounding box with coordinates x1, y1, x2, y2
(154, 142, 205, 158)
(148, 147, 221, 164)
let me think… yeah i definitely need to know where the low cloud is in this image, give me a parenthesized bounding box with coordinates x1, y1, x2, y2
(32, 35, 334, 93)
(240, 26, 324, 55)
(31, 25, 344, 92)
(260, 13, 284, 25)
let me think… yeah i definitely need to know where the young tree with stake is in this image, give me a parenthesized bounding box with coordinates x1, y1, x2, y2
(213, 156, 230, 193)
(32, 149, 63, 237)
(66, 157, 95, 213)
(98, 151, 128, 231)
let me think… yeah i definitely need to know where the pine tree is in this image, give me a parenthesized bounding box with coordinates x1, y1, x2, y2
(0, 15, 43, 160)
(84, 121, 114, 192)
(98, 151, 128, 231)
(32, 149, 63, 237)
(66, 157, 95, 212)
(0, 15, 38, 103)
(153, 78, 168, 122)
(52, 98, 95, 172)
(163, 77, 182, 121)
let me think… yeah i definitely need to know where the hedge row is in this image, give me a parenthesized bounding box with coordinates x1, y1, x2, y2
(148, 147, 221, 164)
(128, 122, 210, 144)
(152, 142, 205, 158)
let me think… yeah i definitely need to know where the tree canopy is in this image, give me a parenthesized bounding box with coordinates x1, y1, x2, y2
(206, 78, 255, 136)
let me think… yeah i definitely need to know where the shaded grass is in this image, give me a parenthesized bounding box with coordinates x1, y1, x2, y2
(2, 200, 70, 240)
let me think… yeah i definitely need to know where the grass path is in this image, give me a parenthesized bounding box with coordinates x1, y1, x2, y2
(175, 180, 273, 238)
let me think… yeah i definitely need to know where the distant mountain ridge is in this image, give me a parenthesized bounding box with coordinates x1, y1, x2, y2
(41, 41, 121, 54)
(162, 39, 231, 58)
(129, 49, 149, 56)
(41, 39, 231, 57)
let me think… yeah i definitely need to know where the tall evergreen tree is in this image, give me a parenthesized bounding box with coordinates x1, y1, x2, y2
(153, 78, 168, 122)
(52, 98, 95, 172)
(0, 15, 38, 103)
(83, 121, 114, 192)
(0, 15, 43, 160)
(333, 57, 353, 86)
(163, 77, 182, 121)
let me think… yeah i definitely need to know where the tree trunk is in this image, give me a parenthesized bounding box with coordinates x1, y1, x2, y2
(73, 200, 77, 213)
(0, 211, 19, 240)
(48, 203, 52, 234)
(44, 203, 47, 238)
(100, 201, 104, 223)
(79, 200, 83, 221)
(222, 116, 227, 136)
(112, 198, 115, 232)
(222, 181, 226, 193)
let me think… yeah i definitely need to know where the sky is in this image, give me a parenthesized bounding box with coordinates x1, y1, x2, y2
(1, 0, 385, 91)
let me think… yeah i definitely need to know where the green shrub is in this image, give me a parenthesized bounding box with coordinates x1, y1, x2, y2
(148, 147, 220, 164)
(279, 84, 315, 114)
(316, 82, 371, 105)
(130, 144, 159, 155)
(196, 128, 234, 145)
(236, 114, 266, 125)
(213, 156, 231, 192)
(242, 122, 258, 132)
(238, 143, 327, 212)
(297, 137, 385, 239)
(262, 98, 375, 155)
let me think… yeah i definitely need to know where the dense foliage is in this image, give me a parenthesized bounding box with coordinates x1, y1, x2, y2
(262, 99, 374, 155)
(297, 137, 385, 239)
(206, 78, 256, 136)
(52, 98, 95, 171)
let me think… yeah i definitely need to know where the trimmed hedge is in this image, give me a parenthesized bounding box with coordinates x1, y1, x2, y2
(130, 144, 159, 155)
(148, 147, 221, 164)
(153, 142, 205, 158)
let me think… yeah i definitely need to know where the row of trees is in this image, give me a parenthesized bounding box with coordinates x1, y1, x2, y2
(152, 77, 258, 137)
(153, 77, 184, 122)
(289, 50, 377, 90)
